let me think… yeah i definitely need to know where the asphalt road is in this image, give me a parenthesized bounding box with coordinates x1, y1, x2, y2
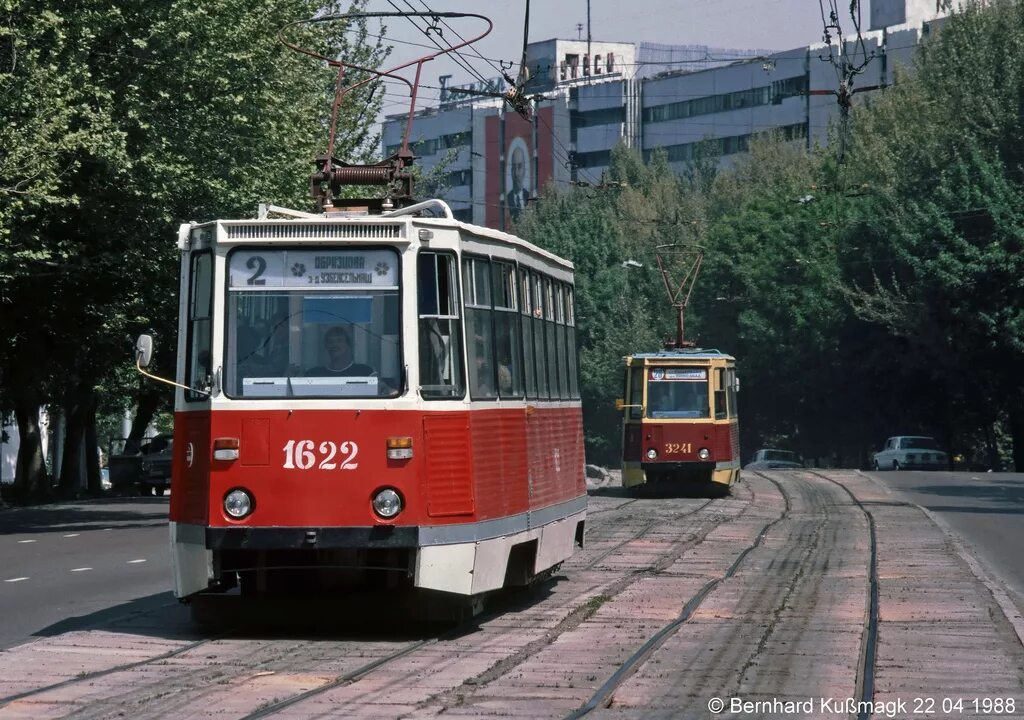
(865, 470, 1024, 602)
(0, 496, 174, 649)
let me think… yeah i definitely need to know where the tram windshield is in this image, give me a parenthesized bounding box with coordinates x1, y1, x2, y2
(646, 366, 709, 419)
(224, 248, 401, 398)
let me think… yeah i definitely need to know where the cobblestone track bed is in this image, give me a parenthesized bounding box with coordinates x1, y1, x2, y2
(831, 471, 1024, 718)
(0, 493, 681, 714)
(390, 473, 860, 720)
(0, 490, 749, 720)
(0, 637, 430, 720)
(557, 473, 870, 720)
(376, 479, 781, 720)
(236, 487, 755, 720)
(8, 471, 1018, 720)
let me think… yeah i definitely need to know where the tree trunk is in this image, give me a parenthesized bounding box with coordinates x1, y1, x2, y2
(124, 387, 163, 455)
(58, 384, 89, 497)
(983, 422, 1000, 471)
(13, 395, 48, 500)
(1009, 405, 1024, 472)
(85, 398, 102, 494)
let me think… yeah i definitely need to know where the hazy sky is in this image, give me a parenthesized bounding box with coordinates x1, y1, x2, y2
(371, 1, 851, 116)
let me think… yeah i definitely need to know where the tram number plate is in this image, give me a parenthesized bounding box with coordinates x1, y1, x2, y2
(664, 443, 692, 455)
(282, 440, 359, 470)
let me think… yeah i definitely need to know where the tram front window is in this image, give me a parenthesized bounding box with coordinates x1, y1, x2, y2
(225, 248, 401, 398)
(646, 367, 709, 419)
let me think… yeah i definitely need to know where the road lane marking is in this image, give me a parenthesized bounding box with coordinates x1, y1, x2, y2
(4, 577, 29, 583)
(17, 540, 36, 544)
(70, 567, 92, 572)
(127, 559, 147, 564)
(63, 533, 80, 538)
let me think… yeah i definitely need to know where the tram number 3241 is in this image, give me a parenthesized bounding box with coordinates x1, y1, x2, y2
(281, 440, 360, 470)
(664, 443, 693, 455)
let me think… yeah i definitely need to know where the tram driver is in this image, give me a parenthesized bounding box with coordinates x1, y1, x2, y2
(306, 326, 375, 377)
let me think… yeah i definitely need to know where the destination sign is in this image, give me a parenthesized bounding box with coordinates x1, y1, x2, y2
(649, 367, 707, 382)
(229, 249, 398, 289)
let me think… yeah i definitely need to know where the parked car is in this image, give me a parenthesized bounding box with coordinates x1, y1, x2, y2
(744, 448, 804, 470)
(138, 434, 173, 496)
(872, 436, 947, 471)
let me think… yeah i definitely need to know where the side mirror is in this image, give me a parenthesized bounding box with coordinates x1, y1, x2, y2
(615, 398, 644, 412)
(136, 334, 154, 368)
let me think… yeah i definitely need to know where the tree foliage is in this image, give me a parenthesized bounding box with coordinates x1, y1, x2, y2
(0, 0, 387, 498)
(518, 0, 1024, 470)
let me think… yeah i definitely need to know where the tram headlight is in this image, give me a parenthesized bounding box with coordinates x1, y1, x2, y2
(646, 448, 658, 460)
(223, 488, 254, 519)
(698, 447, 711, 460)
(372, 488, 403, 519)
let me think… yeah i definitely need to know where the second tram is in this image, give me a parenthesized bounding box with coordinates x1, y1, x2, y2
(618, 348, 740, 493)
(142, 201, 587, 606)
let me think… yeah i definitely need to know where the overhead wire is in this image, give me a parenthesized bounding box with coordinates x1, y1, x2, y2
(410, 0, 513, 81)
(383, 0, 491, 88)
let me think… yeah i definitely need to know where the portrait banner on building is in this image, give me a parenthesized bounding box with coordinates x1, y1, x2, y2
(485, 107, 555, 230)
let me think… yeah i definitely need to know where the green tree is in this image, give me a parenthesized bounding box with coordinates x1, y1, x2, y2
(0, 0, 388, 499)
(843, 0, 1024, 468)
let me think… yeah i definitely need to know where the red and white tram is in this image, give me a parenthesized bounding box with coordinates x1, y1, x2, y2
(147, 201, 586, 604)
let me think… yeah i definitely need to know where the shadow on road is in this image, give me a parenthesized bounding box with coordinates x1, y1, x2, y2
(25, 578, 562, 645)
(0, 498, 169, 535)
(26, 591, 196, 645)
(871, 473, 1024, 515)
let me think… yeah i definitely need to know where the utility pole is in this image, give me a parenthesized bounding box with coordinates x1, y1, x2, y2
(586, 0, 592, 83)
(576, 22, 583, 40)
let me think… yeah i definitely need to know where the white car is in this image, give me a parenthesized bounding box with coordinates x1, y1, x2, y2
(872, 436, 947, 471)
(744, 449, 804, 470)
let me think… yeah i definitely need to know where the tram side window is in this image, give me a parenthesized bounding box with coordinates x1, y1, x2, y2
(463, 256, 497, 399)
(555, 283, 570, 398)
(565, 285, 579, 399)
(532, 272, 549, 399)
(544, 277, 560, 398)
(418, 252, 465, 399)
(186, 252, 213, 401)
(714, 368, 728, 419)
(492, 261, 523, 397)
(628, 366, 644, 419)
(520, 269, 537, 398)
(727, 368, 738, 418)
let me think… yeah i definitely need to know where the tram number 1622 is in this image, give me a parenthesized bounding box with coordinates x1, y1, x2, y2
(281, 440, 360, 471)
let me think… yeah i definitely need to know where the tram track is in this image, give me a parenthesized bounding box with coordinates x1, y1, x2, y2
(557, 470, 874, 719)
(0, 497, 629, 713)
(395, 473, 860, 720)
(0, 631, 231, 710)
(807, 469, 880, 720)
(0, 489, 744, 719)
(563, 474, 793, 719)
(7, 471, 1020, 719)
(218, 491, 749, 720)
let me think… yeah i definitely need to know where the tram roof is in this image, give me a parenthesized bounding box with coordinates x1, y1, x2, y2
(188, 204, 574, 273)
(628, 348, 735, 361)
(420, 217, 575, 272)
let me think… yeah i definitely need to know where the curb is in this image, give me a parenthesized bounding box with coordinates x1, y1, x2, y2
(854, 469, 1024, 649)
